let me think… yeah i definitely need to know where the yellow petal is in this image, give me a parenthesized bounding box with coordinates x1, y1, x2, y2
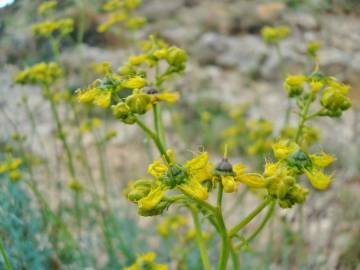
(138, 186, 165, 210)
(185, 152, 208, 171)
(237, 173, 266, 188)
(305, 169, 332, 190)
(221, 175, 237, 193)
(148, 160, 168, 178)
(179, 180, 208, 200)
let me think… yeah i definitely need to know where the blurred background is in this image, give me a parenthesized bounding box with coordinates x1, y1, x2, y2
(0, 0, 359, 269)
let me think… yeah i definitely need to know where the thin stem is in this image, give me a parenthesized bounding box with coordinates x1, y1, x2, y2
(230, 242, 240, 270)
(153, 103, 167, 148)
(135, 117, 170, 163)
(235, 201, 275, 249)
(229, 198, 271, 237)
(0, 239, 12, 270)
(217, 184, 230, 270)
(190, 207, 211, 270)
(294, 94, 314, 143)
(46, 89, 76, 178)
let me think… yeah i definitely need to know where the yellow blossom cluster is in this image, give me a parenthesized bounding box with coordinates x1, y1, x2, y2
(15, 62, 62, 86)
(124, 252, 167, 270)
(261, 25, 290, 45)
(32, 18, 74, 38)
(76, 36, 186, 123)
(264, 140, 336, 208)
(0, 155, 23, 182)
(97, 0, 146, 32)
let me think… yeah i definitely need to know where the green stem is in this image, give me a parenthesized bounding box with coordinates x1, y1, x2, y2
(294, 94, 314, 143)
(230, 242, 240, 270)
(135, 117, 170, 163)
(76, 0, 86, 45)
(235, 201, 275, 249)
(190, 207, 211, 270)
(0, 239, 12, 270)
(153, 104, 167, 148)
(217, 184, 230, 270)
(229, 198, 271, 237)
(46, 90, 76, 178)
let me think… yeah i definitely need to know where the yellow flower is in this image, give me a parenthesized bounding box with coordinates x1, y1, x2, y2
(9, 158, 22, 170)
(185, 152, 213, 183)
(272, 140, 298, 160)
(153, 92, 179, 103)
(37, 0, 57, 15)
(284, 75, 306, 97)
(310, 80, 324, 93)
(76, 88, 98, 104)
(263, 161, 280, 177)
(261, 25, 290, 45)
(68, 179, 83, 192)
(153, 49, 168, 59)
(138, 186, 165, 210)
(124, 251, 168, 270)
(129, 54, 148, 65)
(237, 173, 266, 188)
(9, 170, 21, 182)
(94, 91, 112, 108)
(148, 160, 168, 178)
(221, 175, 237, 192)
(310, 152, 336, 168)
(179, 178, 208, 200)
(305, 169, 332, 190)
(122, 76, 147, 89)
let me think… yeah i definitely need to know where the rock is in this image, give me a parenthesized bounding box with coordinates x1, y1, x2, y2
(192, 32, 267, 73)
(284, 13, 319, 31)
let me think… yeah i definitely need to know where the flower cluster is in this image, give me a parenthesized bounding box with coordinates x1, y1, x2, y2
(97, 0, 146, 32)
(124, 252, 167, 270)
(32, 1, 74, 39)
(0, 155, 22, 182)
(125, 151, 212, 216)
(261, 25, 290, 45)
(32, 18, 74, 38)
(37, 0, 57, 16)
(76, 36, 187, 123)
(15, 62, 62, 86)
(263, 140, 335, 208)
(284, 72, 352, 117)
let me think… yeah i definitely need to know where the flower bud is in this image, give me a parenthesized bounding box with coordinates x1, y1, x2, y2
(284, 75, 306, 97)
(286, 149, 312, 172)
(111, 102, 136, 124)
(138, 200, 169, 217)
(166, 47, 187, 66)
(320, 88, 352, 113)
(125, 93, 151, 114)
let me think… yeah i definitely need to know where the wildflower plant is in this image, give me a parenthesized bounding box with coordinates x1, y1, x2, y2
(73, 29, 353, 269)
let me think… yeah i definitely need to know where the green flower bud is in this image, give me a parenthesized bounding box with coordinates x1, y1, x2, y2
(126, 179, 153, 202)
(166, 47, 187, 66)
(287, 150, 312, 172)
(284, 75, 306, 98)
(125, 93, 151, 115)
(111, 102, 136, 124)
(138, 200, 169, 216)
(320, 88, 352, 113)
